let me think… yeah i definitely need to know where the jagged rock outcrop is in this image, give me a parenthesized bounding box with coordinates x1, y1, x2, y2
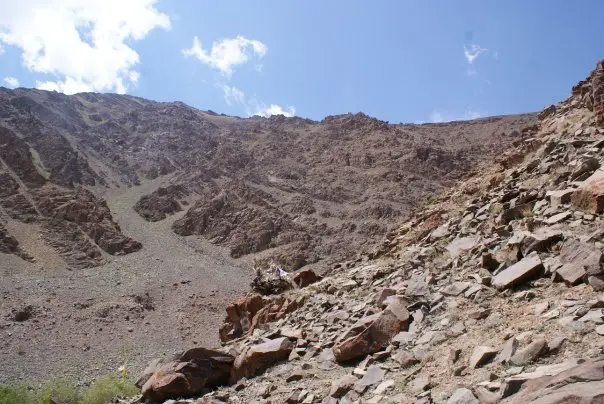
(133, 185, 190, 222)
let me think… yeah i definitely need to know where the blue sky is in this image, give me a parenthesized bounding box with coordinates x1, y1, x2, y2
(1, 1, 603, 123)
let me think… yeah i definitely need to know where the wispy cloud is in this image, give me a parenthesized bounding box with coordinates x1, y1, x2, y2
(428, 109, 483, 123)
(183, 35, 267, 77)
(3, 76, 19, 88)
(222, 84, 245, 106)
(218, 84, 295, 117)
(464, 44, 487, 64)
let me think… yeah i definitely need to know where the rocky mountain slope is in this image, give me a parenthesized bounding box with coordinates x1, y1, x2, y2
(0, 74, 539, 387)
(129, 61, 604, 403)
(0, 86, 535, 270)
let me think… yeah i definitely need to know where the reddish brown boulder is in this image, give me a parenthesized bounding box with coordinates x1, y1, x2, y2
(141, 347, 234, 403)
(293, 268, 323, 288)
(219, 294, 302, 343)
(219, 294, 265, 342)
(572, 170, 604, 214)
(230, 337, 294, 383)
(333, 298, 410, 362)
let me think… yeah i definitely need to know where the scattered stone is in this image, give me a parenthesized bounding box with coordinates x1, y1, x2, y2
(293, 268, 323, 288)
(410, 375, 431, 394)
(334, 299, 409, 362)
(329, 374, 358, 398)
(406, 274, 430, 297)
(545, 211, 572, 225)
(509, 338, 547, 366)
(469, 346, 498, 368)
(557, 239, 603, 285)
(441, 282, 471, 296)
(357, 365, 386, 389)
(495, 337, 518, 364)
(503, 357, 604, 403)
(446, 388, 479, 404)
(547, 189, 575, 208)
(492, 252, 543, 290)
(394, 350, 420, 368)
(230, 337, 294, 383)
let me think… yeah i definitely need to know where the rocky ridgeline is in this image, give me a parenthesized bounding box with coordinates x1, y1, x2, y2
(126, 60, 604, 403)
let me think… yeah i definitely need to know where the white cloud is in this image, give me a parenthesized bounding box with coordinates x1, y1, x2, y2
(429, 109, 482, 123)
(222, 84, 245, 106)
(0, 0, 170, 94)
(183, 35, 267, 77)
(464, 44, 487, 64)
(3, 76, 19, 88)
(251, 103, 296, 118)
(218, 83, 295, 117)
(0, 43, 4, 55)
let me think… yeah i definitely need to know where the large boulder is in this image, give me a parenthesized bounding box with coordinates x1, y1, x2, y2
(572, 169, 604, 214)
(333, 298, 410, 362)
(230, 337, 294, 383)
(219, 294, 265, 342)
(293, 268, 323, 288)
(219, 294, 301, 343)
(141, 348, 234, 403)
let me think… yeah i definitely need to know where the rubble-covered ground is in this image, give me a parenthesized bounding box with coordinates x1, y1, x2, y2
(128, 61, 604, 403)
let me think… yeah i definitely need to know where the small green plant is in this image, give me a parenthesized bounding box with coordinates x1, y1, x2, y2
(35, 379, 80, 404)
(0, 384, 29, 404)
(81, 375, 138, 404)
(0, 372, 139, 404)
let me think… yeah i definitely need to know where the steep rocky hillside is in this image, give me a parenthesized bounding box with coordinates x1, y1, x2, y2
(130, 61, 604, 403)
(0, 86, 535, 270)
(0, 75, 540, 388)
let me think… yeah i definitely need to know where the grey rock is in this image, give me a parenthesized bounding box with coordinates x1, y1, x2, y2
(357, 365, 386, 388)
(492, 252, 544, 289)
(557, 239, 603, 285)
(509, 338, 547, 366)
(447, 388, 479, 404)
(469, 346, 498, 368)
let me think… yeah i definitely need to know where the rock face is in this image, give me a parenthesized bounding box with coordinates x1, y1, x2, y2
(0, 86, 537, 270)
(133, 185, 190, 222)
(27, 186, 141, 268)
